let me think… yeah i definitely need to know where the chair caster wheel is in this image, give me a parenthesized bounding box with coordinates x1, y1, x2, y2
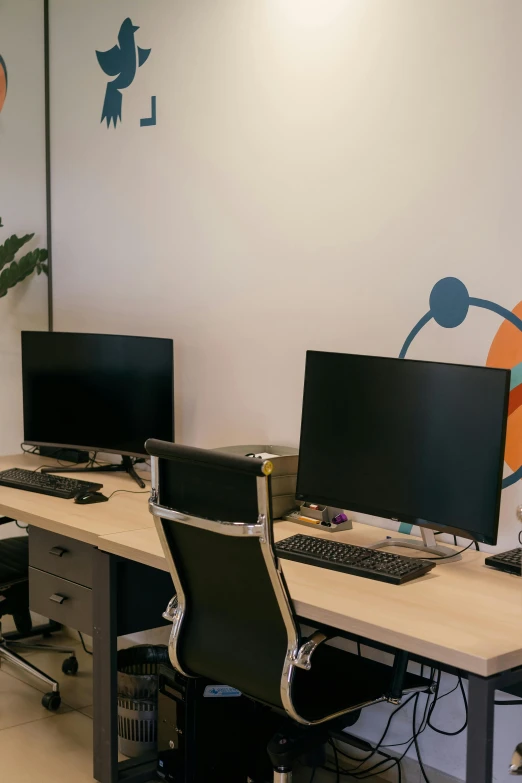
(62, 656, 79, 675)
(42, 692, 61, 711)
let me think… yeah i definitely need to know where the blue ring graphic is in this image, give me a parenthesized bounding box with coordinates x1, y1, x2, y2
(400, 277, 522, 489)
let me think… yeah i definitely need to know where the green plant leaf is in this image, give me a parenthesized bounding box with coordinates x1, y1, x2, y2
(0, 252, 42, 297)
(0, 233, 34, 272)
(0, 266, 11, 287)
(0, 224, 48, 298)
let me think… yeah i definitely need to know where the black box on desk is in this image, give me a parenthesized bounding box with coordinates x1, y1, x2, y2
(38, 446, 90, 464)
(157, 665, 253, 783)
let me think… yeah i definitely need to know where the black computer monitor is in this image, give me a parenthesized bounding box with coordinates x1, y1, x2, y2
(296, 351, 510, 546)
(22, 332, 174, 458)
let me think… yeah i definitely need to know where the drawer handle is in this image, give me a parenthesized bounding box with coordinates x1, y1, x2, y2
(49, 547, 67, 557)
(49, 593, 68, 605)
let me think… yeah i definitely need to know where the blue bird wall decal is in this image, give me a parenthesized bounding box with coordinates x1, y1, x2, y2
(96, 18, 151, 128)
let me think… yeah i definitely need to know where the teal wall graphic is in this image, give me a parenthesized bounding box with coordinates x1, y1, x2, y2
(399, 277, 522, 533)
(96, 18, 154, 128)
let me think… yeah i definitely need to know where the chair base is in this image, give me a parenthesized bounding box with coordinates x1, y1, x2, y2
(268, 725, 328, 783)
(3, 619, 62, 642)
(0, 644, 60, 692)
(8, 639, 76, 654)
(273, 771, 292, 783)
(0, 620, 78, 709)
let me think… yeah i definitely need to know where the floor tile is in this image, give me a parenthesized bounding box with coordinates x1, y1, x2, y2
(75, 707, 128, 763)
(3, 632, 93, 710)
(1, 615, 16, 634)
(0, 710, 96, 783)
(0, 668, 70, 730)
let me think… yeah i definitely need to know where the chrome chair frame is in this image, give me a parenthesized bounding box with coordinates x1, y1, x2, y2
(149, 456, 424, 727)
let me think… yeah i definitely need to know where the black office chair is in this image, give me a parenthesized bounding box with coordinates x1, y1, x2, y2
(0, 523, 79, 710)
(146, 440, 430, 782)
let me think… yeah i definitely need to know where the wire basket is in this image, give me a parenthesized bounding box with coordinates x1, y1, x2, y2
(117, 645, 170, 758)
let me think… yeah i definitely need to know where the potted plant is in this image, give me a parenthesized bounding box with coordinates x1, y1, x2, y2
(0, 217, 48, 298)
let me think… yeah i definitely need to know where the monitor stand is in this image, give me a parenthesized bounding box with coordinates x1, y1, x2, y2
(367, 528, 462, 562)
(41, 455, 146, 489)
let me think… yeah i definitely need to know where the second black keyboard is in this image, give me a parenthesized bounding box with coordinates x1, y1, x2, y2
(0, 468, 102, 500)
(485, 548, 522, 576)
(275, 534, 436, 585)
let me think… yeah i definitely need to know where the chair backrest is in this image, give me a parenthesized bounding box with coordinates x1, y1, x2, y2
(146, 440, 301, 711)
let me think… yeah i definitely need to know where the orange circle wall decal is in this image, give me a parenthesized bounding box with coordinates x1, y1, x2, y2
(401, 278, 522, 489)
(0, 55, 7, 114)
(486, 300, 522, 479)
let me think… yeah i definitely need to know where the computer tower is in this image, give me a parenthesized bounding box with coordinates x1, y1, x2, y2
(157, 665, 255, 783)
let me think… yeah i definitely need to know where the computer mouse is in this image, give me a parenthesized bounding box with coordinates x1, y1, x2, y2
(74, 491, 109, 505)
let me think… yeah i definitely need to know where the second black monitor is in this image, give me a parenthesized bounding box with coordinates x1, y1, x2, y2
(22, 332, 174, 458)
(296, 351, 510, 545)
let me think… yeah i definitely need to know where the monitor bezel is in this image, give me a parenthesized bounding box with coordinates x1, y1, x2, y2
(22, 331, 175, 459)
(23, 440, 149, 460)
(296, 350, 511, 547)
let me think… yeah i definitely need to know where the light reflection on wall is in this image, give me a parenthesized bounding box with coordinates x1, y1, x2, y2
(269, 0, 357, 29)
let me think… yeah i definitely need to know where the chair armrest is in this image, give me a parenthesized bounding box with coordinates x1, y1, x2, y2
(0, 517, 15, 527)
(162, 595, 178, 622)
(293, 631, 331, 670)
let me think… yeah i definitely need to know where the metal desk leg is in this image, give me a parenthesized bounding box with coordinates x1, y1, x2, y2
(93, 549, 118, 783)
(466, 674, 495, 783)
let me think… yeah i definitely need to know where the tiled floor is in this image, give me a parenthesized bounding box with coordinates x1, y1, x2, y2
(0, 626, 390, 783)
(0, 625, 97, 783)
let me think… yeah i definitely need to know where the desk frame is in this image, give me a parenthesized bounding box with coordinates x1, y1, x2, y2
(92, 550, 173, 783)
(2, 452, 517, 783)
(302, 621, 522, 783)
(90, 548, 522, 783)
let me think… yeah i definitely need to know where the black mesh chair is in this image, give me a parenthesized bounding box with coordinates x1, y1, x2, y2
(0, 524, 78, 711)
(146, 440, 430, 782)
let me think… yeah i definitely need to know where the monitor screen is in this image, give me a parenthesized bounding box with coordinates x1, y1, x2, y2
(22, 332, 174, 457)
(296, 351, 510, 545)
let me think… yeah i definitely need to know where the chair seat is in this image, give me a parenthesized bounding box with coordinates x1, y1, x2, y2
(291, 642, 428, 723)
(0, 536, 28, 588)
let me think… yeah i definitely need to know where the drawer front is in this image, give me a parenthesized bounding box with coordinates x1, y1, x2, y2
(29, 527, 93, 587)
(29, 567, 92, 635)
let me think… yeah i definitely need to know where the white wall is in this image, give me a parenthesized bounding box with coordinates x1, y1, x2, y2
(49, 1, 522, 779)
(0, 0, 48, 457)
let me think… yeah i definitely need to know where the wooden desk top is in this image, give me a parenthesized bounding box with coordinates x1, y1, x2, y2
(5, 452, 520, 677)
(0, 454, 151, 545)
(99, 520, 522, 677)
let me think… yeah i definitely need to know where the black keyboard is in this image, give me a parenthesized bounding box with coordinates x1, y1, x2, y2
(0, 468, 102, 500)
(275, 534, 436, 585)
(485, 548, 522, 576)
